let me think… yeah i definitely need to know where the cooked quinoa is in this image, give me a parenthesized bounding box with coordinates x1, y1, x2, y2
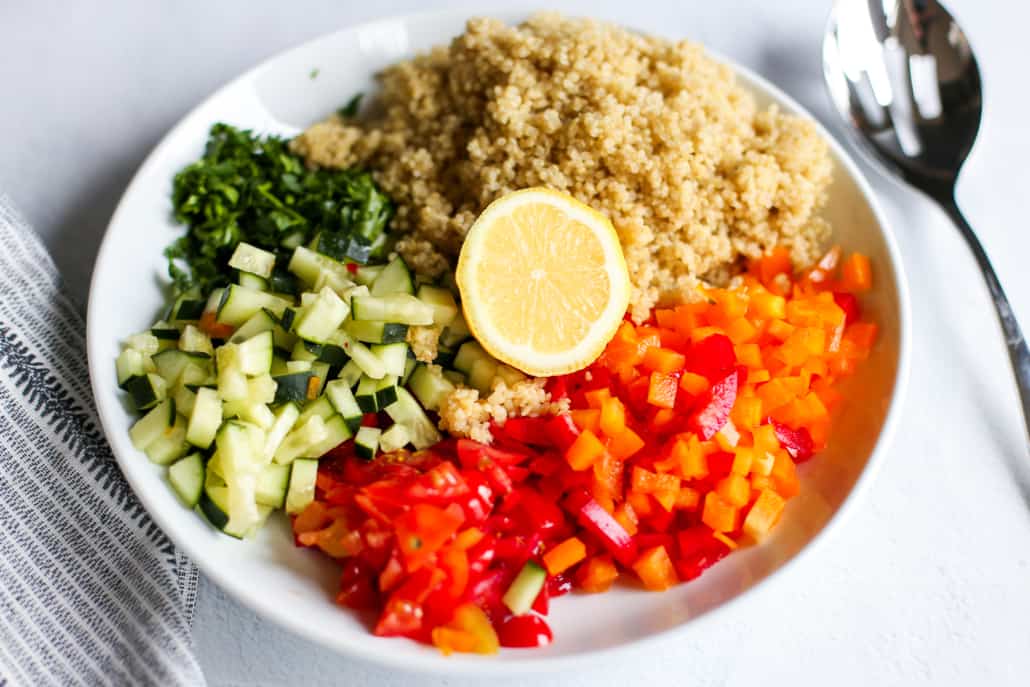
(292, 13, 832, 321)
(437, 377, 570, 444)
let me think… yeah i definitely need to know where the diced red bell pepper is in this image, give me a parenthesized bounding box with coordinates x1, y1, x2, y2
(456, 439, 529, 469)
(687, 368, 740, 440)
(531, 583, 549, 614)
(500, 417, 555, 447)
(547, 572, 573, 597)
(687, 334, 736, 383)
(336, 559, 379, 610)
(566, 490, 638, 566)
(405, 461, 470, 504)
(772, 421, 815, 462)
(546, 414, 581, 451)
(497, 614, 554, 648)
(514, 487, 565, 536)
(832, 292, 861, 326)
(395, 503, 466, 572)
(374, 567, 444, 638)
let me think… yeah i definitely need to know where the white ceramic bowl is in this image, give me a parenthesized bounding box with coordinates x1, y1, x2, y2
(87, 8, 910, 675)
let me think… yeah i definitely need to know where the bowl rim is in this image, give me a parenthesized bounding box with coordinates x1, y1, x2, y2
(86, 6, 911, 675)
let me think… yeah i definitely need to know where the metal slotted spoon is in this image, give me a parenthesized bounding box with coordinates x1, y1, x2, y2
(822, 0, 1030, 441)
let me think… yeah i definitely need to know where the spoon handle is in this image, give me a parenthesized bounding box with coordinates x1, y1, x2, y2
(941, 199, 1030, 443)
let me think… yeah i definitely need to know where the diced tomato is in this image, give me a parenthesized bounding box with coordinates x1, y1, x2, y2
(498, 614, 553, 648)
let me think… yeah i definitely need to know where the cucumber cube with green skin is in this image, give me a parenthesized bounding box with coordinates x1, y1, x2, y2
(354, 426, 382, 460)
(416, 284, 458, 327)
(229, 242, 277, 279)
(167, 453, 205, 508)
(285, 459, 319, 514)
(186, 387, 222, 449)
(294, 287, 350, 344)
(129, 399, 176, 451)
(263, 403, 300, 462)
(379, 423, 411, 453)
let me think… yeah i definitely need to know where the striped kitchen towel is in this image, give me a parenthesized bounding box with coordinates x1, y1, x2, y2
(0, 194, 205, 687)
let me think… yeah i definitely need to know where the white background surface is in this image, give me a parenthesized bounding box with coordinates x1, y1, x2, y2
(2, 0, 1029, 685)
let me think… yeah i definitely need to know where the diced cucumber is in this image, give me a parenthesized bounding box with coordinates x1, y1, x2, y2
(263, 403, 300, 462)
(309, 361, 331, 396)
(416, 284, 458, 327)
(371, 342, 408, 377)
(297, 395, 335, 427)
(453, 340, 490, 376)
(170, 296, 206, 322)
(379, 423, 411, 452)
(255, 463, 291, 509)
(230, 309, 276, 345)
(237, 271, 269, 291)
(197, 484, 230, 531)
(222, 399, 275, 429)
(180, 361, 215, 388)
(116, 348, 150, 388)
(350, 294, 434, 326)
(343, 319, 409, 344)
(440, 312, 472, 348)
(370, 257, 414, 296)
(354, 426, 381, 460)
(218, 421, 265, 534)
(272, 371, 314, 404)
(383, 388, 441, 449)
(355, 375, 379, 413)
(278, 307, 298, 333)
(294, 287, 349, 343)
(408, 364, 456, 411)
(216, 285, 291, 327)
(303, 339, 350, 369)
(402, 355, 418, 385)
(286, 360, 312, 373)
(125, 332, 160, 356)
(442, 369, 466, 386)
(337, 360, 363, 387)
(216, 345, 248, 402)
(301, 415, 352, 458)
(338, 332, 386, 380)
(154, 349, 211, 386)
(288, 246, 351, 289)
(433, 343, 456, 368)
(203, 288, 225, 320)
(468, 358, 499, 394)
(352, 263, 383, 286)
(179, 324, 214, 356)
(124, 373, 167, 411)
(502, 561, 547, 616)
(285, 459, 319, 515)
(129, 399, 175, 450)
(167, 452, 204, 508)
(290, 340, 319, 362)
(145, 414, 189, 465)
(373, 375, 399, 409)
(173, 384, 197, 417)
(186, 387, 222, 449)
(150, 324, 180, 341)
(236, 331, 274, 375)
(274, 415, 329, 465)
(270, 355, 289, 376)
(495, 364, 527, 388)
(246, 374, 277, 405)
(229, 242, 276, 279)
(324, 380, 363, 432)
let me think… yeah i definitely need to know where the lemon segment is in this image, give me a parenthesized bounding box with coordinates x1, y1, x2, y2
(455, 188, 631, 377)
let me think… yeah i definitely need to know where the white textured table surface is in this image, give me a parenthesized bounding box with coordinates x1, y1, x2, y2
(3, 1, 1030, 685)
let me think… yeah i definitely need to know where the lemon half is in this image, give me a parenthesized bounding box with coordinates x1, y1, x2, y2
(456, 188, 631, 377)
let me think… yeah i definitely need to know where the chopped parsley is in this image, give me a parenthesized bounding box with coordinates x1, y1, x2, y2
(166, 123, 392, 296)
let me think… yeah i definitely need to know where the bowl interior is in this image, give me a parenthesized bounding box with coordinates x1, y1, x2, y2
(87, 9, 906, 674)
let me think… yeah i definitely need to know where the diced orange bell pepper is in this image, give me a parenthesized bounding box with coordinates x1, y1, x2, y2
(742, 489, 787, 540)
(725, 317, 757, 344)
(730, 396, 762, 431)
(642, 347, 686, 374)
(585, 388, 612, 410)
(701, 491, 740, 532)
(570, 409, 601, 434)
(614, 502, 639, 536)
(647, 371, 678, 409)
(715, 473, 751, 508)
(756, 246, 793, 286)
(675, 487, 701, 510)
(577, 555, 619, 593)
(840, 252, 872, 292)
(750, 290, 787, 320)
(599, 396, 627, 436)
(679, 371, 710, 396)
(543, 536, 588, 576)
(632, 545, 678, 591)
(566, 429, 606, 471)
(607, 427, 645, 460)
(770, 450, 800, 498)
(766, 319, 796, 341)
